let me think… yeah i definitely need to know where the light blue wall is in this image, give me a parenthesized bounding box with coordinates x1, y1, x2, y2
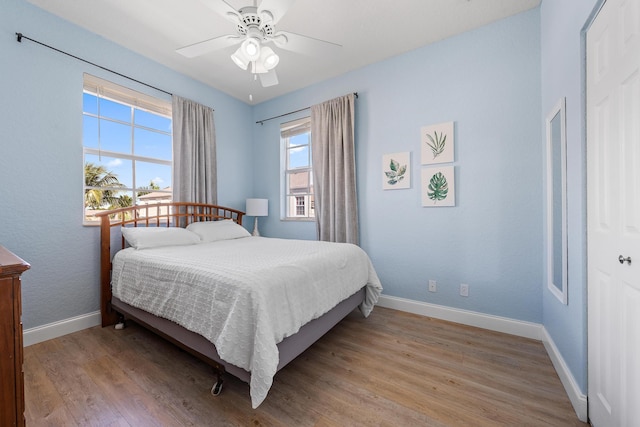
(540, 0, 600, 395)
(0, 0, 253, 328)
(253, 9, 543, 322)
(5, 3, 595, 395)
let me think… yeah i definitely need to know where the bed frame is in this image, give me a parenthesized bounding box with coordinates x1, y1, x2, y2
(95, 202, 366, 394)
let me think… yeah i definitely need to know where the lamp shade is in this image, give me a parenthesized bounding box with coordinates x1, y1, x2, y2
(241, 37, 261, 61)
(231, 47, 250, 70)
(260, 47, 279, 70)
(246, 198, 268, 217)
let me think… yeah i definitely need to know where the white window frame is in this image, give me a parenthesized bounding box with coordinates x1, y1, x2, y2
(280, 117, 314, 221)
(82, 74, 172, 225)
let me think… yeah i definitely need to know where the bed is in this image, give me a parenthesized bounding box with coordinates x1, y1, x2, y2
(96, 202, 382, 408)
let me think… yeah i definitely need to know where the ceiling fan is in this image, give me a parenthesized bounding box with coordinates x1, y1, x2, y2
(176, 0, 340, 88)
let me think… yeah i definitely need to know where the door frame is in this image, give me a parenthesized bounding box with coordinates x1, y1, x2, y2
(581, 0, 606, 423)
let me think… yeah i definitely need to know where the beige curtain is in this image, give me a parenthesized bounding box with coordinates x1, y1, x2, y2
(311, 93, 358, 244)
(172, 95, 217, 204)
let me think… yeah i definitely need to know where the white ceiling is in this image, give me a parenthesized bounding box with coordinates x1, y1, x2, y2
(26, 0, 540, 104)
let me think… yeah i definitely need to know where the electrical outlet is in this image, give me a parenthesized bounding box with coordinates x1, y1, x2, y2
(460, 283, 469, 297)
(428, 280, 437, 292)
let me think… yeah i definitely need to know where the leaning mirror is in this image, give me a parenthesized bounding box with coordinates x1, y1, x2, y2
(546, 97, 567, 304)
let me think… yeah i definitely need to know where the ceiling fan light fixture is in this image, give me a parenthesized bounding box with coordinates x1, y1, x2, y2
(230, 47, 250, 70)
(260, 47, 279, 70)
(241, 37, 261, 60)
(176, 0, 341, 92)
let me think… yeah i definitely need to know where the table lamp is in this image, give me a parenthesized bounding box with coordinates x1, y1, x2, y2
(246, 198, 268, 236)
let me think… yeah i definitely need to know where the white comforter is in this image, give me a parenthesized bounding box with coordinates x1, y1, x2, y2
(111, 236, 382, 408)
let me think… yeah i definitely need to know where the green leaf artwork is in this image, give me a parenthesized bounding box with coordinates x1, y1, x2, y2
(427, 171, 448, 202)
(425, 131, 447, 159)
(384, 158, 407, 185)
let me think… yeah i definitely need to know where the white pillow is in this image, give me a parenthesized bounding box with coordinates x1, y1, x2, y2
(121, 227, 201, 250)
(186, 220, 251, 242)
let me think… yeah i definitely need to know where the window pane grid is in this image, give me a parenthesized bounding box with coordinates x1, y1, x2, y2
(83, 112, 171, 137)
(83, 78, 172, 224)
(84, 148, 171, 166)
(281, 117, 313, 220)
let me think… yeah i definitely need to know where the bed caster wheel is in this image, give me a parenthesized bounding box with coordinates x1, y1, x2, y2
(211, 380, 223, 396)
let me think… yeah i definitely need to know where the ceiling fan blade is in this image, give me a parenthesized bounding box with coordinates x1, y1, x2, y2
(259, 69, 279, 87)
(200, 0, 242, 24)
(176, 35, 242, 58)
(272, 31, 341, 55)
(257, 0, 295, 25)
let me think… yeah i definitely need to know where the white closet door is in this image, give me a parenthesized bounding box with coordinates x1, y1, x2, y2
(587, 0, 640, 425)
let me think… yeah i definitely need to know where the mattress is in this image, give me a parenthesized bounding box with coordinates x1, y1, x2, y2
(111, 236, 382, 408)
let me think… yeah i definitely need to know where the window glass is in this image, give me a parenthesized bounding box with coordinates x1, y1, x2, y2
(83, 93, 98, 115)
(99, 97, 132, 123)
(134, 128, 172, 160)
(281, 117, 314, 220)
(135, 109, 172, 131)
(82, 116, 99, 149)
(134, 160, 171, 190)
(82, 74, 172, 224)
(85, 153, 133, 188)
(99, 120, 132, 152)
(288, 145, 309, 169)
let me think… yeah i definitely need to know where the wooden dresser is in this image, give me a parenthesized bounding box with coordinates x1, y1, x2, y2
(0, 246, 30, 427)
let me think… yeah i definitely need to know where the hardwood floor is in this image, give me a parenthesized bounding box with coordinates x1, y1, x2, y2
(24, 307, 587, 426)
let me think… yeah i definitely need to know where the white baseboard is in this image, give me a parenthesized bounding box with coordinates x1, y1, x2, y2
(23, 311, 101, 347)
(376, 294, 543, 340)
(542, 327, 588, 422)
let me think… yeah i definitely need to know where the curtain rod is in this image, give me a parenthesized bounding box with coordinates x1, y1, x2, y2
(15, 32, 173, 97)
(256, 92, 358, 125)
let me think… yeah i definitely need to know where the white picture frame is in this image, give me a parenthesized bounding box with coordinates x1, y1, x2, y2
(382, 152, 411, 190)
(421, 121, 455, 165)
(421, 166, 455, 207)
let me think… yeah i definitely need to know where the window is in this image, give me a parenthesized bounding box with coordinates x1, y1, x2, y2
(281, 117, 314, 220)
(295, 196, 306, 216)
(82, 74, 172, 224)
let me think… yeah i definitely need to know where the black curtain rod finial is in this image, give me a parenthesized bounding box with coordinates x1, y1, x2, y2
(16, 32, 23, 42)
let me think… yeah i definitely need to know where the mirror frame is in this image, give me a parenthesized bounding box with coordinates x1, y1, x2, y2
(546, 97, 568, 305)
